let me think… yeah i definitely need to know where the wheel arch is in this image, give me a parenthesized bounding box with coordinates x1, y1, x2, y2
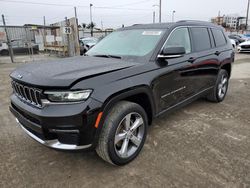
(92, 85, 155, 147)
(221, 63, 232, 78)
(102, 86, 155, 125)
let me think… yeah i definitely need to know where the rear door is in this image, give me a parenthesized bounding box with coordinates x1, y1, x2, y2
(188, 27, 220, 91)
(210, 28, 231, 71)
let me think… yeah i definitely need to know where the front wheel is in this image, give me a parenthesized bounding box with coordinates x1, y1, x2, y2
(96, 101, 148, 165)
(207, 69, 229, 102)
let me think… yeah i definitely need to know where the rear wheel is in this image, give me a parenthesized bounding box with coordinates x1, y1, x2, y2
(207, 69, 229, 102)
(96, 101, 148, 165)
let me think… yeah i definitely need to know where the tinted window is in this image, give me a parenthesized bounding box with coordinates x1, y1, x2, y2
(164, 28, 191, 54)
(191, 28, 211, 51)
(212, 29, 227, 46)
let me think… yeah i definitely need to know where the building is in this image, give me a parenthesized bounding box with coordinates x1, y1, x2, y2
(211, 13, 250, 31)
(211, 16, 224, 26)
(223, 14, 239, 29)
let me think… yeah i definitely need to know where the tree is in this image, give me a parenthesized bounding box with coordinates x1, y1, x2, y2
(86, 22, 96, 29)
(82, 23, 87, 28)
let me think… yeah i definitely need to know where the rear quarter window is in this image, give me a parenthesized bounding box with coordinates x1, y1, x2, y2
(211, 29, 227, 47)
(190, 27, 211, 52)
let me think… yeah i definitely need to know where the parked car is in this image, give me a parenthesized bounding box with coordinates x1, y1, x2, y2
(237, 40, 250, 52)
(243, 34, 250, 39)
(0, 40, 39, 56)
(9, 21, 234, 165)
(228, 34, 245, 45)
(230, 39, 236, 49)
(79, 37, 98, 55)
(238, 34, 250, 41)
(0, 42, 9, 55)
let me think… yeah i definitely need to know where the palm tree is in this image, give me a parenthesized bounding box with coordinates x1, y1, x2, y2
(82, 23, 87, 29)
(86, 22, 96, 29)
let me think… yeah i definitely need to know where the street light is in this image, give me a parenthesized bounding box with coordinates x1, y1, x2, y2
(153, 4, 160, 23)
(90, 3, 93, 36)
(172, 10, 176, 22)
(246, 0, 250, 31)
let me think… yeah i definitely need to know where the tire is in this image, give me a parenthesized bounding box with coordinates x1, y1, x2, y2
(96, 101, 148, 165)
(207, 69, 229, 102)
(1, 50, 9, 56)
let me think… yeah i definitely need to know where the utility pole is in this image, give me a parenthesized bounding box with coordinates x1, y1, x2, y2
(246, 0, 250, 31)
(74, 6, 80, 55)
(43, 16, 46, 53)
(65, 17, 71, 56)
(159, 0, 162, 23)
(90, 3, 93, 37)
(43, 16, 46, 26)
(74, 6, 78, 19)
(153, 11, 155, 23)
(2, 14, 14, 63)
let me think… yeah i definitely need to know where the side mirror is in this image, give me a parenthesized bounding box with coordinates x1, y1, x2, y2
(158, 46, 186, 59)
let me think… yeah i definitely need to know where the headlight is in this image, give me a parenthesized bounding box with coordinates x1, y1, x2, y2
(44, 90, 92, 102)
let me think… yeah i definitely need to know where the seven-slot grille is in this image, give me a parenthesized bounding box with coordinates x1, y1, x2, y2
(11, 81, 43, 108)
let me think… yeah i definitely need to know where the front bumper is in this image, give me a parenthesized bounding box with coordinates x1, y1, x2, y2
(10, 94, 103, 150)
(16, 118, 92, 150)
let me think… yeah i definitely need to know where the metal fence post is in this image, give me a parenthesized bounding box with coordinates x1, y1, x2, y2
(2, 14, 14, 63)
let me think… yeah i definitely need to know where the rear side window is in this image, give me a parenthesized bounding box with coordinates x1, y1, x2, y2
(211, 29, 227, 47)
(190, 27, 211, 52)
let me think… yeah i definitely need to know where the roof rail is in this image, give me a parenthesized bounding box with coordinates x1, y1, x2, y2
(177, 20, 211, 23)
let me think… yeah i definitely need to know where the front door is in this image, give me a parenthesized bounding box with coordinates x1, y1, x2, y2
(153, 27, 209, 113)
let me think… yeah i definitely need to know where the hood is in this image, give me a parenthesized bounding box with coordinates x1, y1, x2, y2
(239, 40, 250, 46)
(10, 56, 139, 87)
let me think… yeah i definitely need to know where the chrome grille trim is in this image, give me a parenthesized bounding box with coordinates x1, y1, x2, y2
(11, 81, 43, 108)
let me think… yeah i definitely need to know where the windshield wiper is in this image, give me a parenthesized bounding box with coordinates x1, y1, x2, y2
(92, 54, 122, 59)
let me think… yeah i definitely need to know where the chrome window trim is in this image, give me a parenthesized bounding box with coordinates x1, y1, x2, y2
(159, 25, 222, 55)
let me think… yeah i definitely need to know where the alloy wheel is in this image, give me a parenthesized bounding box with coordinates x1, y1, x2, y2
(218, 74, 228, 99)
(114, 112, 145, 159)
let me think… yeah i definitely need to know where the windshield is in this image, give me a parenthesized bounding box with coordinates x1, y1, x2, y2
(86, 29, 164, 57)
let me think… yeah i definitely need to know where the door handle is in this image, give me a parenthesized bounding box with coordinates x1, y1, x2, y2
(188, 57, 196, 63)
(215, 51, 221, 56)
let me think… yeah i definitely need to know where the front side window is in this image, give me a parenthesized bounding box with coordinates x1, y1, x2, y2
(87, 29, 164, 57)
(190, 27, 211, 52)
(164, 28, 191, 54)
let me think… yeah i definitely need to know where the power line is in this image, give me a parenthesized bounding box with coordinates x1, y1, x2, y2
(0, 0, 81, 7)
(90, 6, 151, 11)
(0, 0, 151, 11)
(109, 0, 153, 8)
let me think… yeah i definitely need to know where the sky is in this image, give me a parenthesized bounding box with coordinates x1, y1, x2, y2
(0, 0, 248, 29)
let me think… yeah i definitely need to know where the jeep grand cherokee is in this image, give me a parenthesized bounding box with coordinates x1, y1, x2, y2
(9, 21, 234, 165)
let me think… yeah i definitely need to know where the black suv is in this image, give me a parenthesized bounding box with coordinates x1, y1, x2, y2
(10, 21, 234, 165)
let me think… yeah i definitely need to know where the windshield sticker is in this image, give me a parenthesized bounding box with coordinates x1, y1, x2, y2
(142, 31, 162, 36)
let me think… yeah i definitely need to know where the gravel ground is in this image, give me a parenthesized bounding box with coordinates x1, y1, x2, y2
(0, 54, 250, 188)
